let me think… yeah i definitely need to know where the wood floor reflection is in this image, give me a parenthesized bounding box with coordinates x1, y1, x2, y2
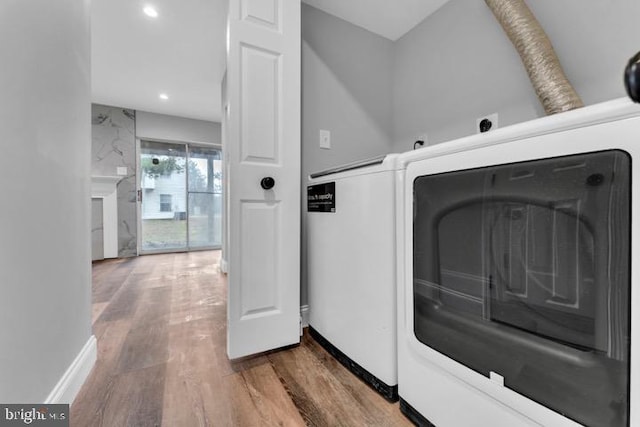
(71, 251, 411, 426)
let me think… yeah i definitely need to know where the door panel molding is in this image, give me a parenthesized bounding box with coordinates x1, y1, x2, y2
(241, 0, 281, 32)
(240, 43, 281, 164)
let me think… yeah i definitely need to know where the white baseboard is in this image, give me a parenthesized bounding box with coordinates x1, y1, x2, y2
(220, 258, 228, 274)
(45, 335, 97, 405)
(300, 304, 310, 333)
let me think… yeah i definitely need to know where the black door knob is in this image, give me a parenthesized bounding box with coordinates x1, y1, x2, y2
(260, 177, 275, 190)
(624, 51, 640, 103)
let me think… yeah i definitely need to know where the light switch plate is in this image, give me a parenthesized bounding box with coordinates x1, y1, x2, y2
(319, 129, 331, 149)
(117, 167, 128, 176)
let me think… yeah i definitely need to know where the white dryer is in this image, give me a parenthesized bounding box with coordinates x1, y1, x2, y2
(307, 154, 400, 400)
(396, 98, 640, 427)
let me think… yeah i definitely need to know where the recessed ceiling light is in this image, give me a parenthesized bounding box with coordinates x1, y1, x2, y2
(159, 93, 169, 100)
(143, 5, 158, 18)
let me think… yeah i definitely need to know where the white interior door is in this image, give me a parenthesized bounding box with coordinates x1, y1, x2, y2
(225, 0, 301, 359)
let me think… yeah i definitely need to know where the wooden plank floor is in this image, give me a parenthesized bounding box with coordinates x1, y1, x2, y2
(71, 251, 411, 427)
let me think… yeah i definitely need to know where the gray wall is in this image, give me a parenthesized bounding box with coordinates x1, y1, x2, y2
(300, 0, 640, 306)
(136, 110, 221, 145)
(92, 105, 137, 257)
(301, 4, 395, 304)
(391, 0, 640, 151)
(0, 0, 92, 402)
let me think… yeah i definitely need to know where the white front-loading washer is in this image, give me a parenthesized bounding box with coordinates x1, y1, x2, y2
(396, 98, 640, 427)
(307, 154, 400, 400)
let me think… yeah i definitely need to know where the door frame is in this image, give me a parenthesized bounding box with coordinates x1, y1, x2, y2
(136, 137, 223, 255)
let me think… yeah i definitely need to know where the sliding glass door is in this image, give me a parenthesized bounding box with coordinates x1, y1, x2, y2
(140, 140, 222, 253)
(187, 145, 222, 248)
(140, 141, 187, 251)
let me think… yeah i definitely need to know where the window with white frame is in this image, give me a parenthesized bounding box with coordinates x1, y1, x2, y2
(160, 194, 172, 212)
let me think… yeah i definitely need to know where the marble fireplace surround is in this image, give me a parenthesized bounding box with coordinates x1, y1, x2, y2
(91, 176, 121, 259)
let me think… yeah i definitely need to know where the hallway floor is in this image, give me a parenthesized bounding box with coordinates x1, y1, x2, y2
(71, 251, 410, 426)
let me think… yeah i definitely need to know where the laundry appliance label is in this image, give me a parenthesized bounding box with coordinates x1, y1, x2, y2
(307, 182, 335, 212)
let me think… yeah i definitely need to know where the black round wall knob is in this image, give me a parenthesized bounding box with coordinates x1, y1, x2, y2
(260, 177, 275, 190)
(479, 118, 493, 133)
(624, 51, 640, 103)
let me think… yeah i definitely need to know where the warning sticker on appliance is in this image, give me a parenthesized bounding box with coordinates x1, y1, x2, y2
(307, 182, 335, 212)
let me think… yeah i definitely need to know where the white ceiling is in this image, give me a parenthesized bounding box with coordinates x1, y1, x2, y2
(91, 0, 227, 122)
(91, 0, 447, 123)
(303, 0, 450, 41)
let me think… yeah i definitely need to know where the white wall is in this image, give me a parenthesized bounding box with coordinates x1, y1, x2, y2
(136, 110, 221, 145)
(141, 174, 187, 219)
(391, 0, 640, 151)
(301, 4, 395, 305)
(0, 0, 92, 402)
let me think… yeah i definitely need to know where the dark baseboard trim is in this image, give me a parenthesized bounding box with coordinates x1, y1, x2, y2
(308, 326, 398, 402)
(399, 397, 436, 427)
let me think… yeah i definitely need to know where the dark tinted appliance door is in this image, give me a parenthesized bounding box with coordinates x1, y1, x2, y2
(413, 150, 630, 427)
